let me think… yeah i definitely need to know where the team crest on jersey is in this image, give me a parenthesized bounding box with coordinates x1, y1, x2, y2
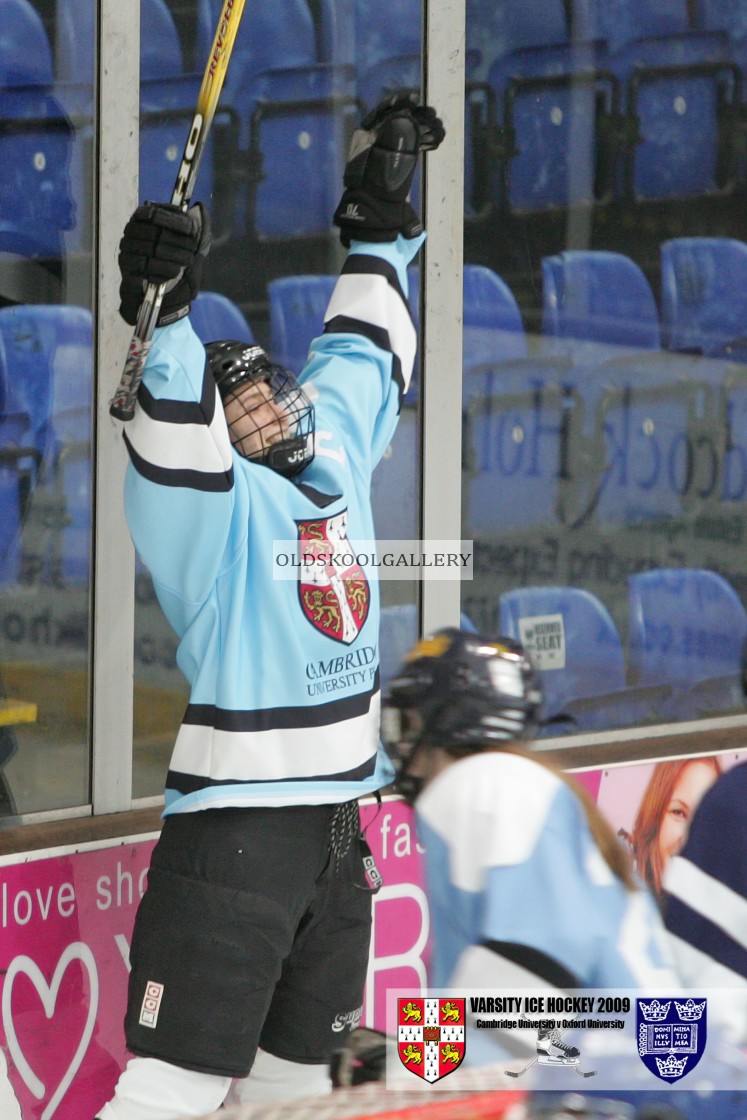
(297, 512, 370, 644)
(397, 998, 466, 1083)
(636, 997, 707, 1082)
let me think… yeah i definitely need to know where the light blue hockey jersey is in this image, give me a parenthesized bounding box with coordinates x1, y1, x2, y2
(122, 236, 424, 813)
(415, 751, 678, 991)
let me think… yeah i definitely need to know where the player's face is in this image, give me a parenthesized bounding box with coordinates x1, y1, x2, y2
(658, 761, 718, 864)
(223, 378, 291, 460)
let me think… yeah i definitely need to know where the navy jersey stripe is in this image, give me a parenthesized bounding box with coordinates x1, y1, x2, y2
(166, 752, 378, 794)
(124, 433, 234, 492)
(136, 356, 216, 424)
(183, 674, 380, 732)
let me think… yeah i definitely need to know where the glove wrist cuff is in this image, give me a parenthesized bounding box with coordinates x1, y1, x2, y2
(157, 304, 191, 327)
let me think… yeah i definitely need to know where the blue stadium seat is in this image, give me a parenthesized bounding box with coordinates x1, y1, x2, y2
(541, 250, 661, 355)
(578, 0, 735, 201)
(57, 0, 183, 81)
(350, 0, 421, 110)
(379, 603, 477, 690)
(268, 274, 337, 376)
(410, 265, 528, 376)
(0, 0, 53, 86)
(661, 237, 747, 359)
(56, 0, 209, 245)
(0, 305, 93, 585)
(628, 567, 747, 718)
(499, 584, 666, 733)
(190, 291, 255, 346)
(194, 0, 357, 242)
(469, 0, 608, 213)
(694, 0, 747, 74)
(0, 0, 76, 259)
(195, 0, 319, 102)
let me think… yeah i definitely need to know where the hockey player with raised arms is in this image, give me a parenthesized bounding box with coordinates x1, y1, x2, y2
(95, 94, 445, 1120)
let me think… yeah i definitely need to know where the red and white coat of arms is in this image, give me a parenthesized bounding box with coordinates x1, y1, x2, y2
(397, 998, 466, 1083)
(297, 511, 370, 644)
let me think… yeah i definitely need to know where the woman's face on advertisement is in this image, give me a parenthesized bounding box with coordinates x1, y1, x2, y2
(658, 761, 718, 865)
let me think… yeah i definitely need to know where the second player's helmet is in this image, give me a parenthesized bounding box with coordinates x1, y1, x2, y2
(206, 340, 315, 477)
(383, 628, 542, 800)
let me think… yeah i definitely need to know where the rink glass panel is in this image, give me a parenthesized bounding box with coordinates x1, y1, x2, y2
(461, 0, 747, 740)
(0, 0, 95, 816)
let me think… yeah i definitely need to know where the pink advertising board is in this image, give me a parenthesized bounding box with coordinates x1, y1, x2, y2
(0, 795, 429, 1120)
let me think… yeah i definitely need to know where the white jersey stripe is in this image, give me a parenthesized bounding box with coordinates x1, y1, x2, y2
(324, 273, 417, 393)
(171, 693, 381, 782)
(127, 383, 233, 476)
(665, 855, 747, 952)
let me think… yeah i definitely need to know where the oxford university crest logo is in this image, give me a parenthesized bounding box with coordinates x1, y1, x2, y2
(397, 998, 466, 1083)
(636, 997, 707, 1082)
(297, 512, 370, 644)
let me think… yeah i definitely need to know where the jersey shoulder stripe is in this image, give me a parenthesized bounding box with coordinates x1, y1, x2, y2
(125, 359, 234, 490)
(323, 254, 416, 396)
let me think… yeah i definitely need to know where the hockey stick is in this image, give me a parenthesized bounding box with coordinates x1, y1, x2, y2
(109, 0, 247, 422)
(504, 1056, 538, 1079)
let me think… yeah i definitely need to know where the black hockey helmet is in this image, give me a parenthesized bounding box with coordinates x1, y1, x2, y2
(382, 627, 543, 802)
(206, 339, 315, 477)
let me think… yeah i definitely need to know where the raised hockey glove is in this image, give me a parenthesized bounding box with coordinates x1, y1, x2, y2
(333, 93, 445, 247)
(118, 201, 211, 326)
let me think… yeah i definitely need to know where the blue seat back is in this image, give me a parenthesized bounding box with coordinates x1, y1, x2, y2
(628, 567, 747, 690)
(196, 0, 317, 103)
(576, 0, 690, 55)
(0, 0, 53, 86)
(57, 0, 183, 83)
(232, 65, 356, 240)
(269, 274, 337, 375)
(0, 304, 92, 454)
(0, 1, 76, 258)
(499, 585, 627, 721)
(353, 0, 420, 108)
(191, 291, 255, 346)
(542, 251, 661, 350)
(379, 603, 477, 689)
(661, 237, 747, 356)
(468, 0, 569, 80)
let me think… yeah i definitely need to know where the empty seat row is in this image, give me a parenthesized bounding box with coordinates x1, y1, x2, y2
(8, 0, 746, 268)
(495, 567, 747, 733)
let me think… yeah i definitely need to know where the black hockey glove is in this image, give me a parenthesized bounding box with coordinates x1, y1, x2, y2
(118, 201, 211, 326)
(333, 93, 445, 247)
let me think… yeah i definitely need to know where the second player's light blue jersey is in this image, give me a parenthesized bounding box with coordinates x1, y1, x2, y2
(122, 236, 424, 813)
(416, 751, 677, 991)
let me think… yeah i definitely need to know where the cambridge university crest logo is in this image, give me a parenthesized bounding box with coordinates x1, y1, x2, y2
(297, 512, 370, 644)
(397, 998, 466, 1083)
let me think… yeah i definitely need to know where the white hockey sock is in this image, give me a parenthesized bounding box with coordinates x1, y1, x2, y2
(97, 1057, 231, 1120)
(225, 1047, 332, 1104)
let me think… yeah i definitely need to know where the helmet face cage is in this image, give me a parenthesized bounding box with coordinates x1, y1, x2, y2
(206, 341, 315, 478)
(382, 629, 543, 800)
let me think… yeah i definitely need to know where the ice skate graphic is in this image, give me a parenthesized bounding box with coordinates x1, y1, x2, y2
(506, 1028, 596, 1079)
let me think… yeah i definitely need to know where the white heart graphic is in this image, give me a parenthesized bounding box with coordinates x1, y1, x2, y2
(2, 942, 99, 1120)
